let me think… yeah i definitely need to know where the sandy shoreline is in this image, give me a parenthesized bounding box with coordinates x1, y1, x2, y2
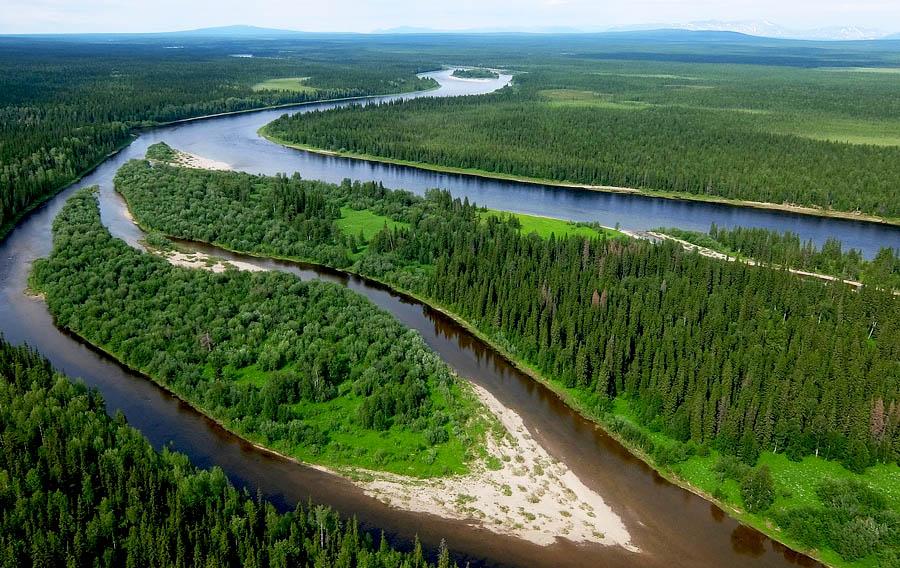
(132, 204, 635, 550)
(171, 149, 232, 171)
(353, 383, 636, 549)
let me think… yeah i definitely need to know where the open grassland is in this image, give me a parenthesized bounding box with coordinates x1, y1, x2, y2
(337, 206, 407, 240)
(478, 209, 622, 239)
(252, 76, 316, 93)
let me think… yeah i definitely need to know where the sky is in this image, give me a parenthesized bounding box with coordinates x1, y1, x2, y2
(2, 0, 899, 34)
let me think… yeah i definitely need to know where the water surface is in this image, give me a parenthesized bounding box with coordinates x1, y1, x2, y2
(0, 68, 847, 566)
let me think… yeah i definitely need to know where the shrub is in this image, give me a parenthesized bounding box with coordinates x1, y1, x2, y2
(740, 465, 775, 513)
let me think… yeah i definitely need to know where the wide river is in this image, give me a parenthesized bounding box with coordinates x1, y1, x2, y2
(5, 68, 886, 566)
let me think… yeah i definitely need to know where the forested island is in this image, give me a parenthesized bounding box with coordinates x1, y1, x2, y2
(451, 68, 499, 79)
(0, 337, 456, 567)
(105, 145, 900, 567)
(263, 60, 900, 220)
(31, 188, 485, 478)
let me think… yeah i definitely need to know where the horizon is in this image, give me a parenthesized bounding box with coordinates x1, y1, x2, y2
(3, 1, 900, 37)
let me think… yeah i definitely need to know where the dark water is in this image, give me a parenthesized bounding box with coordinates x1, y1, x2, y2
(0, 68, 845, 566)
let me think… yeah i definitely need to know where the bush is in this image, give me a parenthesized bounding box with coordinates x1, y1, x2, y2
(832, 517, 884, 561)
(712, 454, 750, 483)
(740, 465, 775, 513)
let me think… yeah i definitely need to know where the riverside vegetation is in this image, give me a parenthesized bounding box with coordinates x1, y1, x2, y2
(657, 224, 899, 290)
(0, 36, 437, 241)
(30, 188, 485, 478)
(109, 146, 900, 566)
(0, 337, 457, 567)
(263, 56, 900, 219)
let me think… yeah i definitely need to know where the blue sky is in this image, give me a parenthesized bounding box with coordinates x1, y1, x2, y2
(2, 0, 899, 34)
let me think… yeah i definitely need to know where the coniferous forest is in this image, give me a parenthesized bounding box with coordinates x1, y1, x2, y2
(0, 337, 453, 567)
(6, 30, 900, 568)
(264, 60, 900, 218)
(0, 37, 437, 240)
(107, 150, 900, 564)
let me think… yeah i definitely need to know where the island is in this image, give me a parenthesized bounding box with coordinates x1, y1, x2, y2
(452, 68, 500, 79)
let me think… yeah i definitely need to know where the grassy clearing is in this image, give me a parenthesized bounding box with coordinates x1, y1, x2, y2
(336, 207, 407, 241)
(200, 357, 479, 478)
(252, 77, 316, 93)
(277, 382, 480, 478)
(479, 209, 622, 239)
(769, 115, 900, 147)
(539, 89, 652, 110)
(602, 397, 900, 568)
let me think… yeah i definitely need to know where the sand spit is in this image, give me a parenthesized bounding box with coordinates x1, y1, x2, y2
(170, 150, 232, 171)
(162, 250, 264, 273)
(354, 384, 637, 550)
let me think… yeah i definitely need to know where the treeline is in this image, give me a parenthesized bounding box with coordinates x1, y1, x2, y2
(0, 37, 437, 240)
(660, 224, 900, 290)
(114, 153, 900, 564)
(263, 63, 900, 218)
(116, 155, 900, 473)
(0, 337, 455, 567)
(31, 188, 478, 477)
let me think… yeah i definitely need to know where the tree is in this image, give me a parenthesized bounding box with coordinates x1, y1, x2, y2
(740, 466, 775, 514)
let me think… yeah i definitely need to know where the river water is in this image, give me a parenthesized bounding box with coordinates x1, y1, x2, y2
(0, 68, 865, 566)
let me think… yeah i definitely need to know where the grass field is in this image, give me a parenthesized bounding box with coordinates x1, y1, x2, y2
(280, 382, 481, 477)
(336, 207, 407, 240)
(771, 115, 900, 147)
(252, 76, 316, 93)
(479, 209, 623, 239)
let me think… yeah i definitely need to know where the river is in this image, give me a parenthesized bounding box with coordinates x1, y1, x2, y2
(0, 68, 864, 566)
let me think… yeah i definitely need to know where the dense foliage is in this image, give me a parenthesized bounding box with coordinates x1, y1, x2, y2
(265, 59, 900, 218)
(0, 337, 455, 567)
(659, 224, 900, 290)
(115, 151, 900, 564)
(117, 153, 900, 474)
(451, 69, 499, 79)
(31, 188, 479, 477)
(0, 36, 437, 240)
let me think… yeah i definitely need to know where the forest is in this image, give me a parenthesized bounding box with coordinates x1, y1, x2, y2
(114, 152, 900, 565)
(30, 187, 483, 478)
(0, 336, 456, 567)
(264, 58, 900, 218)
(5, 30, 900, 247)
(451, 68, 499, 79)
(0, 36, 438, 241)
(658, 224, 900, 290)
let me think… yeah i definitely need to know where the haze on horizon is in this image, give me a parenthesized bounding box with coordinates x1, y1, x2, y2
(2, 0, 899, 35)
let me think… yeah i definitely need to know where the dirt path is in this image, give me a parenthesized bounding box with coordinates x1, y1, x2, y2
(644, 231, 867, 288)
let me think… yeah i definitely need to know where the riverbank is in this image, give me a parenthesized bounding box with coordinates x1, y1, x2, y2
(135, 216, 843, 566)
(122, 149, 889, 566)
(0, 134, 137, 243)
(98, 195, 638, 550)
(259, 130, 900, 228)
(0, 78, 446, 247)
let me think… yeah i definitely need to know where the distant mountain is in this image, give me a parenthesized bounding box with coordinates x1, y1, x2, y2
(610, 20, 890, 41)
(375, 25, 594, 34)
(163, 25, 307, 37)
